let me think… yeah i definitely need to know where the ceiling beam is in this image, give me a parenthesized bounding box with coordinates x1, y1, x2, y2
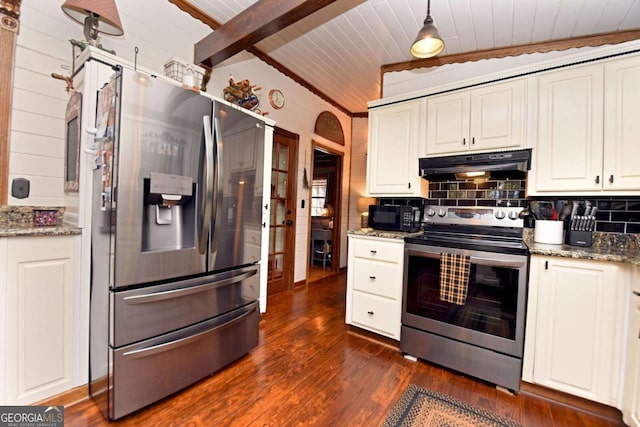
(382, 29, 640, 74)
(170, 0, 354, 116)
(194, 0, 336, 68)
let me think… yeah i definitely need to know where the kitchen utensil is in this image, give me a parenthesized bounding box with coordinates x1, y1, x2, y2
(529, 201, 540, 220)
(555, 200, 565, 219)
(560, 201, 572, 221)
(538, 201, 555, 220)
(588, 206, 597, 231)
(580, 202, 592, 231)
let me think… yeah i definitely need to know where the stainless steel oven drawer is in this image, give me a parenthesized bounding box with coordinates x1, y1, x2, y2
(112, 265, 259, 347)
(109, 301, 259, 420)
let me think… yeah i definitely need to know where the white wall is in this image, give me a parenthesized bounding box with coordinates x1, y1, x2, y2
(210, 55, 353, 283)
(347, 117, 369, 231)
(10, 0, 211, 207)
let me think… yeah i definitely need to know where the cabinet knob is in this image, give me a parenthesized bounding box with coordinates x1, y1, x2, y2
(595, 175, 600, 184)
(462, 137, 466, 146)
(370, 250, 377, 254)
(367, 311, 374, 316)
(369, 276, 376, 280)
(472, 137, 475, 145)
(609, 175, 614, 184)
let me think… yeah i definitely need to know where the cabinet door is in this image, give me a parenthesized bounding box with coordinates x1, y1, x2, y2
(624, 268, 640, 427)
(603, 56, 640, 191)
(425, 91, 470, 155)
(533, 257, 623, 405)
(4, 236, 74, 404)
(533, 64, 604, 192)
(470, 79, 526, 151)
(366, 100, 427, 197)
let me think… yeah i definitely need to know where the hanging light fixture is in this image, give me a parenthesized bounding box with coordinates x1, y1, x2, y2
(410, 0, 444, 58)
(61, 0, 124, 46)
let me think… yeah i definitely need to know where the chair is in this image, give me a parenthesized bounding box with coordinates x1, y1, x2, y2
(310, 229, 332, 269)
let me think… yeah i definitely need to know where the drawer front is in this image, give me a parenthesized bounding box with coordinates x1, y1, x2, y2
(351, 292, 400, 338)
(113, 265, 259, 347)
(352, 238, 403, 263)
(109, 302, 259, 420)
(351, 258, 402, 299)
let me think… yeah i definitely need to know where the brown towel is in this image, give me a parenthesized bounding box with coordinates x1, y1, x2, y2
(439, 253, 471, 305)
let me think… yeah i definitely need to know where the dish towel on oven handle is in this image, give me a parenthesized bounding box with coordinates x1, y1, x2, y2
(439, 252, 471, 305)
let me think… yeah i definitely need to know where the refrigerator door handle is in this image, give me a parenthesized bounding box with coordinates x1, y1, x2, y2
(121, 304, 258, 360)
(211, 116, 223, 254)
(122, 269, 257, 304)
(199, 115, 214, 254)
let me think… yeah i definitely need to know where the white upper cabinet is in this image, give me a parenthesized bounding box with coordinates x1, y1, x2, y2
(366, 99, 428, 197)
(425, 79, 526, 156)
(603, 56, 640, 191)
(530, 55, 640, 194)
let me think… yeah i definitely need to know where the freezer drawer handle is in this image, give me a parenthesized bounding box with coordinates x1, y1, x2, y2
(123, 270, 256, 304)
(121, 304, 257, 360)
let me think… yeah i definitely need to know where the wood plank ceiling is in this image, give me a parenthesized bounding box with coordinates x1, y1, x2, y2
(179, 0, 640, 116)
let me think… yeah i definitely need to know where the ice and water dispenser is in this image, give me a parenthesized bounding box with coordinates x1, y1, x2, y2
(142, 171, 196, 251)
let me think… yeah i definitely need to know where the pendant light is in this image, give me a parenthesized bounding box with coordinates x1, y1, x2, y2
(410, 0, 444, 58)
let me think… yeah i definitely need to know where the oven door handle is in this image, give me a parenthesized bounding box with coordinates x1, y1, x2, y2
(407, 249, 526, 268)
(471, 256, 525, 268)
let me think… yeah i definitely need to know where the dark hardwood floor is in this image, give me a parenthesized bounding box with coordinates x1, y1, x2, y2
(64, 272, 624, 426)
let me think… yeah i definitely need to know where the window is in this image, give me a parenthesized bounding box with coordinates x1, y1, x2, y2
(311, 178, 327, 217)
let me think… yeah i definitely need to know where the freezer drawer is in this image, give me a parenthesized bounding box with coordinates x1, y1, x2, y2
(112, 265, 259, 347)
(109, 301, 259, 420)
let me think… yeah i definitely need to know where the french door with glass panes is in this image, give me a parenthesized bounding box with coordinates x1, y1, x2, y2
(268, 128, 298, 295)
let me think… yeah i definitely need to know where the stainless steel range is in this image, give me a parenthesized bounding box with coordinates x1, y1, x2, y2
(402, 205, 529, 392)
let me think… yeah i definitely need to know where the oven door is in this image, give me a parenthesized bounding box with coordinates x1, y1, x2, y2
(402, 243, 528, 357)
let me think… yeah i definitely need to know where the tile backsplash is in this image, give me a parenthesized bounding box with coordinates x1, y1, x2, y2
(379, 178, 640, 235)
(427, 179, 527, 207)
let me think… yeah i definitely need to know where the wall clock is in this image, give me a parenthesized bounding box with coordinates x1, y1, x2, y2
(268, 89, 285, 109)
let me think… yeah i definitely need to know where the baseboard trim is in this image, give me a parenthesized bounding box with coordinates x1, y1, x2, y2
(35, 385, 89, 408)
(519, 381, 623, 424)
(346, 325, 400, 351)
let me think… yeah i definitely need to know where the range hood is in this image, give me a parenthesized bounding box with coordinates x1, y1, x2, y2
(419, 149, 532, 181)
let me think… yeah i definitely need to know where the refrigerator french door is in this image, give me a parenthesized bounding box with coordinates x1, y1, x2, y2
(89, 66, 268, 420)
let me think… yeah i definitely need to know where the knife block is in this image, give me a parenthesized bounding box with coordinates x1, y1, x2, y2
(565, 229, 593, 247)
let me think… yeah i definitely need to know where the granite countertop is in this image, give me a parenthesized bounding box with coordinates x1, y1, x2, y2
(0, 206, 81, 237)
(347, 228, 423, 239)
(524, 230, 640, 265)
(348, 227, 640, 265)
(0, 224, 81, 238)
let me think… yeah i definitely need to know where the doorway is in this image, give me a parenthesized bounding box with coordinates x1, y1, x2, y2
(308, 143, 343, 283)
(267, 127, 298, 295)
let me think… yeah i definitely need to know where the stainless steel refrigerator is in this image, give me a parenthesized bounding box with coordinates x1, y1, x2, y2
(89, 66, 271, 420)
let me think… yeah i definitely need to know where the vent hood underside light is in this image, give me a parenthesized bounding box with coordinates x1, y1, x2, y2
(455, 171, 490, 181)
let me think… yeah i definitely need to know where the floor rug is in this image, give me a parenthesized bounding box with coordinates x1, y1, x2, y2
(382, 384, 522, 427)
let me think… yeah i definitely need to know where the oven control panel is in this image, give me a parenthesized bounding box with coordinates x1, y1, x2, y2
(424, 206, 524, 227)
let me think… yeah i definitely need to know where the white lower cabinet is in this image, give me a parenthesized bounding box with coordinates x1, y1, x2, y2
(523, 255, 625, 406)
(0, 235, 75, 404)
(346, 235, 404, 340)
(624, 267, 640, 427)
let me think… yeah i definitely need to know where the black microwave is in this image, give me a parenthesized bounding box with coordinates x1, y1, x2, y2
(368, 205, 422, 232)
